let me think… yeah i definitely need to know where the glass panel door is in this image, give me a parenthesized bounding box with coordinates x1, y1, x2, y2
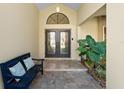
(60, 32, 69, 54)
(47, 32, 56, 54)
(46, 31, 56, 57)
(45, 29, 70, 57)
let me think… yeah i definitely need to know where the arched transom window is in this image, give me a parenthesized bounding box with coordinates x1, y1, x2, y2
(46, 13, 69, 24)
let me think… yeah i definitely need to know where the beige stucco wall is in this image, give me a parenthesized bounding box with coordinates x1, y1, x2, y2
(77, 4, 106, 42)
(77, 4, 106, 43)
(77, 17, 99, 60)
(78, 3, 105, 25)
(0, 4, 39, 88)
(98, 16, 106, 41)
(39, 4, 78, 60)
(107, 4, 124, 89)
(77, 17, 99, 41)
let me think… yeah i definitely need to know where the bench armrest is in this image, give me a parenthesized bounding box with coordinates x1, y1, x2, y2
(32, 58, 44, 62)
(32, 58, 44, 75)
(32, 58, 44, 65)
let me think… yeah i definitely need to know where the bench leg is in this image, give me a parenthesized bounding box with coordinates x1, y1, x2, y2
(41, 70, 43, 75)
(41, 64, 43, 75)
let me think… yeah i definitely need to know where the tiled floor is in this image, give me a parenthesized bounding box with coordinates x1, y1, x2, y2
(30, 60, 102, 89)
(44, 60, 87, 71)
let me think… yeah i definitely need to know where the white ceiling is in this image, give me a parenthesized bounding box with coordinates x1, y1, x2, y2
(35, 3, 81, 10)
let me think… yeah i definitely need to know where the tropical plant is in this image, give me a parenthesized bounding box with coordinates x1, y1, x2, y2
(77, 35, 106, 64)
(95, 64, 106, 80)
(77, 35, 106, 83)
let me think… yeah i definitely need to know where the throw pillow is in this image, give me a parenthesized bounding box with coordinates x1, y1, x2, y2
(23, 57, 35, 70)
(9, 62, 26, 82)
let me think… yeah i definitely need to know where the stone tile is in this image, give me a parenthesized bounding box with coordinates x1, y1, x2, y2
(64, 83, 79, 89)
(30, 71, 102, 89)
(44, 60, 86, 70)
(77, 84, 96, 89)
(55, 80, 64, 89)
(47, 84, 56, 89)
(30, 60, 103, 89)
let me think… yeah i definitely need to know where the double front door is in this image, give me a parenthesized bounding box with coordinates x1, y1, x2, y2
(45, 29, 71, 57)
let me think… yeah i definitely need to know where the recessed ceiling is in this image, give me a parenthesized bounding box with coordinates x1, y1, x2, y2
(35, 3, 81, 11)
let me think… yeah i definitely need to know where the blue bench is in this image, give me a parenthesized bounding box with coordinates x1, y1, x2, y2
(0, 53, 44, 89)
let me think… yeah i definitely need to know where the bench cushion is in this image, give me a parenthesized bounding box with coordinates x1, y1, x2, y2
(9, 61, 26, 82)
(23, 57, 35, 70)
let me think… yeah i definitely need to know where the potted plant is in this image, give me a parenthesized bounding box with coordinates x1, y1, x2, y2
(77, 35, 106, 87)
(77, 35, 105, 66)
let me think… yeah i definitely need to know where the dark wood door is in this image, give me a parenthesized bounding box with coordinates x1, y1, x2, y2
(45, 29, 71, 58)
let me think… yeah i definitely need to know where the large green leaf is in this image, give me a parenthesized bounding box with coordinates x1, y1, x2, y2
(89, 44, 99, 54)
(86, 35, 106, 57)
(77, 39, 87, 47)
(77, 46, 87, 53)
(77, 35, 106, 63)
(86, 35, 96, 47)
(87, 51, 101, 63)
(96, 42, 106, 56)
